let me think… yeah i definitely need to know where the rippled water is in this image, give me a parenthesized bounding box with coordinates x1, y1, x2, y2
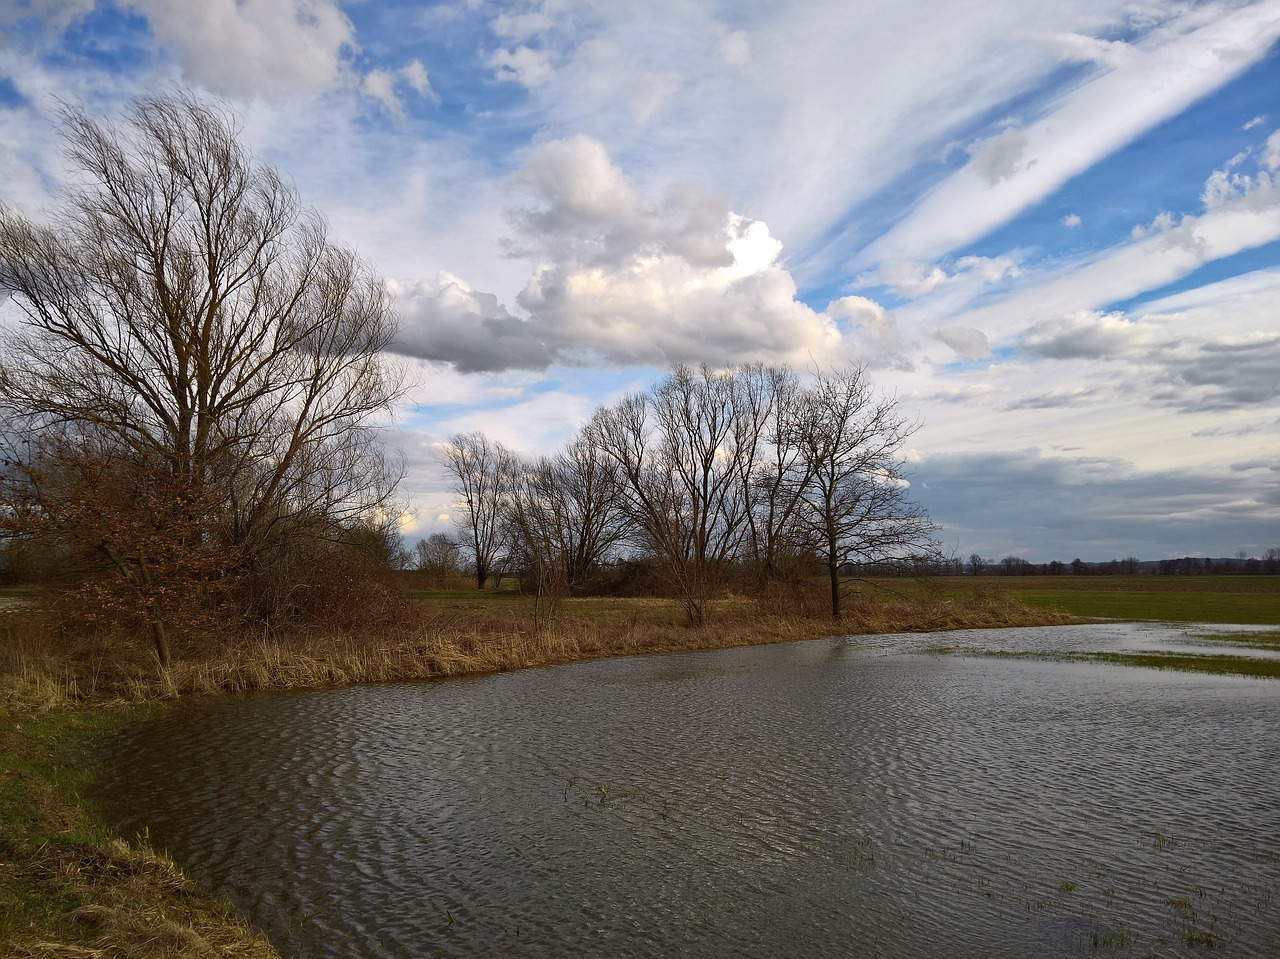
(92, 623, 1280, 958)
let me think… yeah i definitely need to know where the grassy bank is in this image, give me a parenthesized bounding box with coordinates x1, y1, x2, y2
(0, 693, 278, 959)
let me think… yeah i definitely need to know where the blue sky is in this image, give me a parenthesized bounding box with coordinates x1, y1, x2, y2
(2, 0, 1278, 562)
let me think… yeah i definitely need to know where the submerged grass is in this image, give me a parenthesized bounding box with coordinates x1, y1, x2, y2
(930, 646, 1280, 680)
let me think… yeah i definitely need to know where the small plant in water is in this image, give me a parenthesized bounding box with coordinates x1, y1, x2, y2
(1088, 926, 1135, 950)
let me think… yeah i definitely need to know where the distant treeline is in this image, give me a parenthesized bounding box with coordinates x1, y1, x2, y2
(851, 550, 1280, 577)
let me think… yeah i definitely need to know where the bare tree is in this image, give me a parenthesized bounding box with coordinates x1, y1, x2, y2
(742, 364, 815, 585)
(505, 433, 627, 609)
(413, 532, 462, 576)
(791, 366, 939, 620)
(440, 431, 518, 590)
(0, 92, 403, 663)
(587, 365, 767, 626)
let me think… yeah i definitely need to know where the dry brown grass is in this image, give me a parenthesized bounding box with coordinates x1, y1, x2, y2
(1, 836, 276, 959)
(3, 583, 1079, 706)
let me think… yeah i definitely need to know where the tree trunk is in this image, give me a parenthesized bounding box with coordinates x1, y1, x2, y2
(151, 617, 172, 669)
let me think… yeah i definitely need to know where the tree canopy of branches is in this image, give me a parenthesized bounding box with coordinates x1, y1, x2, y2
(505, 434, 628, 614)
(577, 362, 937, 624)
(413, 532, 462, 577)
(440, 431, 518, 590)
(0, 92, 404, 664)
(790, 366, 939, 619)
(587, 364, 781, 625)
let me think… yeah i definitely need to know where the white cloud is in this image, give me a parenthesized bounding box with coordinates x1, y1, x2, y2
(882, 261, 951, 298)
(401, 60, 436, 100)
(360, 60, 439, 116)
(492, 12, 555, 44)
(901, 150, 1280, 346)
(719, 29, 750, 66)
(1243, 115, 1266, 131)
(828, 296, 910, 367)
(360, 69, 400, 115)
(1130, 210, 1174, 239)
(1264, 130, 1280, 171)
(488, 45, 555, 87)
(862, 4, 1280, 268)
(389, 136, 859, 372)
(124, 0, 357, 99)
(513, 213, 843, 368)
(1061, 213, 1081, 227)
(881, 254, 1019, 299)
(968, 125, 1031, 185)
(0, 0, 93, 36)
(934, 326, 992, 360)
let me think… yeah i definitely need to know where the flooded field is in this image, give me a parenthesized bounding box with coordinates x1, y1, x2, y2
(92, 623, 1280, 957)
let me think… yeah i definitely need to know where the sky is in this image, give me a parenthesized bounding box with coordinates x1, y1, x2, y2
(1, 0, 1278, 563)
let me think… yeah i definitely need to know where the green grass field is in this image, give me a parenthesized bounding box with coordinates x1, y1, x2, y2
(957, 575, 1280, 625)
(406, 575, 1280, 626)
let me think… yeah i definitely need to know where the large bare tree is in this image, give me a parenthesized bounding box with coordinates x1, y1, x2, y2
(440, 431, 518, 590)
(504, 432, 627, 612)
(791, 366, 939, 619)
(587, 365, 768, 625)
(0, 93, 404, 661)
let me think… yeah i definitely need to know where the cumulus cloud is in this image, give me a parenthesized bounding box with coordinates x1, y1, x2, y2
(828, 296, 910, 367)
(1061, 213, 1081, 227)
(514, 214, 841, 367)
(1129, 210, 1175, 239)
(391, 136, 874, 372)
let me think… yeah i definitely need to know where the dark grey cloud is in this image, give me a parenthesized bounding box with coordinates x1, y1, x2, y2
(1158, 335, 1280, 411)
(1021, 311, 1149, 360)
(911, 448, 1279, 562)
(390, 276, 553, 373)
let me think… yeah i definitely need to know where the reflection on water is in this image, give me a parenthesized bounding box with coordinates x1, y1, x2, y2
(91, 623, 1280, 958)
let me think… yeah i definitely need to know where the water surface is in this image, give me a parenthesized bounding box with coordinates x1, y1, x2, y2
(92, 623, 1280, 957)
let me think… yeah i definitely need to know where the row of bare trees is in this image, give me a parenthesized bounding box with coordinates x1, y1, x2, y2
(442, 364, 939, 625)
